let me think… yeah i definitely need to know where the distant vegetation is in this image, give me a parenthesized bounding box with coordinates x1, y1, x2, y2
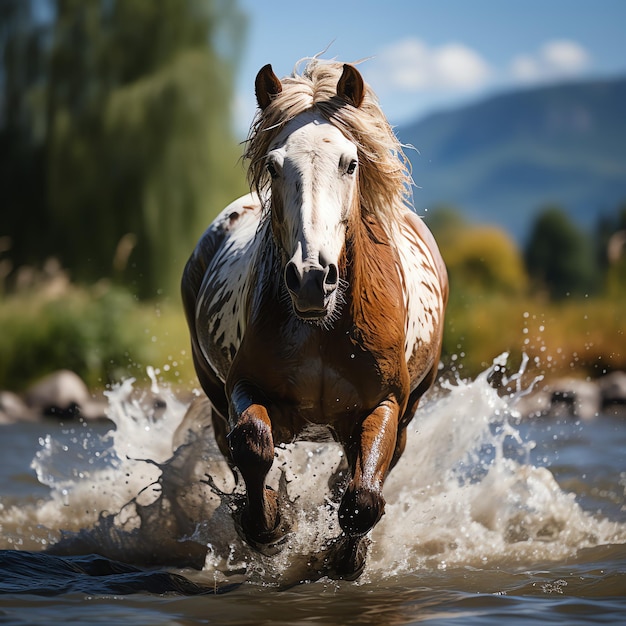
(427, 203, 626, 378)
(0, 0, 247, 299)
(0, 267, 195, 392)
(0, 2, 624, 391)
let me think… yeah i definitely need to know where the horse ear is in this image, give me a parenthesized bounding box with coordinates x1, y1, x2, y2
(255, 64, 282, 110)
(337, 64, 365, 108)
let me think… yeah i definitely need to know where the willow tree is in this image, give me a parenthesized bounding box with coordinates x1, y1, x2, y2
(2, 0, 247, 298)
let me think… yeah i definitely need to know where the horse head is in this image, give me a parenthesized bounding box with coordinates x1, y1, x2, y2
(255, 64, 365, 324)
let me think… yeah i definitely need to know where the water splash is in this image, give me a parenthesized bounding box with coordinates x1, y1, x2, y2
(369, 354, 617, 577)
(2, 354, 625, 586)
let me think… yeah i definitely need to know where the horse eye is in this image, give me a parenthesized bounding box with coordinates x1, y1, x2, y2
(346, 159, 358, 175)
(266, 161, 279, 179)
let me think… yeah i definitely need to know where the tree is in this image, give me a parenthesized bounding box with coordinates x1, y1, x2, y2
(0, 0, 50, 271)
(1, 0, 247, 298)
(426, 205, 528, 295)
(595, 204, 626, 296)
(524, 205, 596, 299)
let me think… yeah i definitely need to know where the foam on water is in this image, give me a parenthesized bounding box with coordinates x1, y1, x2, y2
(1, 356, 625, 586)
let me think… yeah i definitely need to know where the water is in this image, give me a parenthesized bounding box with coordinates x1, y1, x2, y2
(0, 356, 625, 625)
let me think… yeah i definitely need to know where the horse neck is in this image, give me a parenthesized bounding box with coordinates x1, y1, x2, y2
(249, 218, 284, 313)
(345, 207, 406, 354)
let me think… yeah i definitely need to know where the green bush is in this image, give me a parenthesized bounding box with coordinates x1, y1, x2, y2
(0, 283, 163, 391)
(524, 206, 597, 298)
(442, 291, 626, 380)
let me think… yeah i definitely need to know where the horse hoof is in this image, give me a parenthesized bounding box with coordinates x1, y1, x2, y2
(244, 518, 290, 556)
(327, 534, 369, 581)
(234, 507, 291, 556)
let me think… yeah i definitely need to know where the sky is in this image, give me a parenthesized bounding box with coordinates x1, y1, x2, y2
(233, 0, 626, 136)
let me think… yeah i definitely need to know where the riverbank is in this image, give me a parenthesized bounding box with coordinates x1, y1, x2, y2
(2, 366, 625, 425)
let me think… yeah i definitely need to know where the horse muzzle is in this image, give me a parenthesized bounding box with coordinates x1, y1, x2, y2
(284, 260, 339, 321)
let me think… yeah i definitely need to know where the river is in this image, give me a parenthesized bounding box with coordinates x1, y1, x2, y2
(0, 357, 624, 625)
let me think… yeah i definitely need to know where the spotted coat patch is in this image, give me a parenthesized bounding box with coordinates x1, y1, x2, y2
(195, 194, 267, 382)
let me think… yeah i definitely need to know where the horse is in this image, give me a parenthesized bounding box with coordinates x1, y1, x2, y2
(181, 59, 448, 579)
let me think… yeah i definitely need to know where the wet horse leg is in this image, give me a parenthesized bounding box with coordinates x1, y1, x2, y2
(211, 408, 232, 465)
(389, 389, 421, 471)
(332, 398, 400, 578)
(339, 399, 400, 533)
(389, 365, 438, 470)
(227, 382, 286, 550)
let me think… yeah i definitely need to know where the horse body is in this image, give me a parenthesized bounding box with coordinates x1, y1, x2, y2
(182, 61, 447, 578)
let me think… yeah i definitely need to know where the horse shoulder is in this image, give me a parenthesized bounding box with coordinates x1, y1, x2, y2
(182, 192, 264, 384)
(182, 194, 262, 303)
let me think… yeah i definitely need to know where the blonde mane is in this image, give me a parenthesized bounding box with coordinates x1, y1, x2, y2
(244, 59, 413, 226)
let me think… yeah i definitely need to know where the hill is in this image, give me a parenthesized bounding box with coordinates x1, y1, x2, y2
(397, 76, 626, 241)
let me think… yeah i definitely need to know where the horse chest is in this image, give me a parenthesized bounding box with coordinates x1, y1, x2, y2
(287, 352, 368, 418)
(233, 321, 384, 432)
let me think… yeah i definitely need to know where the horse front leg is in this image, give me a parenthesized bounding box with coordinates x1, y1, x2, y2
(332, 398, 400, 578)
(227, 381, 287, 552)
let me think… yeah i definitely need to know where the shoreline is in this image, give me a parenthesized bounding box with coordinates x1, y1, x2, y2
(1, 367, 625, 425)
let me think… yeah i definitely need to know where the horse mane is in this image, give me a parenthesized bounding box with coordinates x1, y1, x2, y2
(244, 58, 413, 228)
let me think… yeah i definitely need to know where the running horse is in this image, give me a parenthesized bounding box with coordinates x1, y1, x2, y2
(182, 60, 448, 579)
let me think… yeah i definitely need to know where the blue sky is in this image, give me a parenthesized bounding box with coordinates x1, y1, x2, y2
(234, 0, 626, 135)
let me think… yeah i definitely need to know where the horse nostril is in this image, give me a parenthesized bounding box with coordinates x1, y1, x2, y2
(284, 261, 301, 294)
(325, 263, 339, 291)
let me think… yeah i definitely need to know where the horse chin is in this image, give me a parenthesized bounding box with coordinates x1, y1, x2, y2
(291, 294, 339, 327)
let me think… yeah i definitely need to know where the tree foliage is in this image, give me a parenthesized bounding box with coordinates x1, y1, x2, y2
(426, 206, 528, 295)
(0, 0, 247, 298)
(595, 204, 626, 297)
(524, 205, 596, 299)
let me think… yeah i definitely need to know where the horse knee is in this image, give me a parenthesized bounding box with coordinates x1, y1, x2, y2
(228, 416, 286, 547)
(228, 417, 274, 477)
(338, 483, 385, 536)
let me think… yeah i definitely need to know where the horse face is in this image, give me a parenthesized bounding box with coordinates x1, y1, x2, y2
(267, 114, 359, 323)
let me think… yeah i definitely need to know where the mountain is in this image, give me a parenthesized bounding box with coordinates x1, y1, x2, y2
(397, 76, 626, 241)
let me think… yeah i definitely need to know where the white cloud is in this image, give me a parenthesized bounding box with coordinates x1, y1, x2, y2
(357, 37, 593, 124)
(510, 40, 591, 83)
(368, 37, 492, 93)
